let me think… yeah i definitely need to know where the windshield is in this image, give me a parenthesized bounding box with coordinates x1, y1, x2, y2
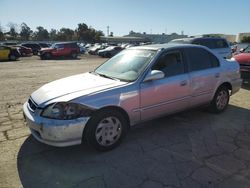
(244, 45, 250, 53)
(94, 49, 156, 82)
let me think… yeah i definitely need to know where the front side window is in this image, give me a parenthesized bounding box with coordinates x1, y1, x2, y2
(94, 49, 156, 82)
(152, 51, 185, 77)
(186, 47, 213, 71)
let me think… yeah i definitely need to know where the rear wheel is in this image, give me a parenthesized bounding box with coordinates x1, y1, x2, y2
(84, 110, 129, 151)
(71, 51, 77, 59)
(41, 52, 51, 60)
(210, 86, 229, 113)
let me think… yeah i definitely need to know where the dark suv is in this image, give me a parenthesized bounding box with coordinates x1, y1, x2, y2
(170, 37, 232, 59)
(21, 43, 41, 55)
(39, 42, 80, 59)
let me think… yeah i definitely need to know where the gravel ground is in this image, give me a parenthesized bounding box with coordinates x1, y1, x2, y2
(0, 55, 250, 188)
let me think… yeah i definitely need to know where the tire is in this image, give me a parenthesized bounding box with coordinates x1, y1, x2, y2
(84, 110, 129, 151)
(9, 54, 16, 61)
(209, 86, 229, 113)
(71, 52, 77, 59)
(106, 53, 111, 58)
(43, 53, 51, 60)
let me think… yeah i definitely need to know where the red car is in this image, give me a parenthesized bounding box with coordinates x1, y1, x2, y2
(13, 45, 33, 56)
(233, 45, 250, 79)
(39, 42, 80, 59)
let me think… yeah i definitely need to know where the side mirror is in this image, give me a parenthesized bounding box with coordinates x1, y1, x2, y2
(144, 70, 164, 82)
(240, 48, 244, 53)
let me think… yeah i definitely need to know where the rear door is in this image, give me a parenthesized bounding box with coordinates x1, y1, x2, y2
(184, 47, 221, 106)
(139, 49, 191, 121)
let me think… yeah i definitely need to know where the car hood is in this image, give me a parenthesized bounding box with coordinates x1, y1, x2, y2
(40, 47, 53, 52)
(233, 53, 250, 63)
(31, 72, 127, 106)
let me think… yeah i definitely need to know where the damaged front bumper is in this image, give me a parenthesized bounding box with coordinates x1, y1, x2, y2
(23, 102, 90, 147)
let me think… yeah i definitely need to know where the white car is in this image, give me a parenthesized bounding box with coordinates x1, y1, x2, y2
(170, 37, 232, 59)
(23, 44, 242, 151)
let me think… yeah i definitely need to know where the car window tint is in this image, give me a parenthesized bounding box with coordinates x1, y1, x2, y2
(193, 39, 214, 49)
(214, 39, 228, 48)
(209, 52, 220, 67)
(152, 51, 184, 77)
(186, 48, 213, 71)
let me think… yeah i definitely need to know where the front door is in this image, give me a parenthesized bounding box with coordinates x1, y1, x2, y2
(139, 50, 191, 121)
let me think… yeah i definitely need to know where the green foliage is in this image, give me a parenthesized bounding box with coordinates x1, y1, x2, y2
(241, 36, 250, 43)
(34, 26, 49, 41)
(76, 23, 104, 42)
(20, 22, 33, 40)
(1, 22, 104, 42)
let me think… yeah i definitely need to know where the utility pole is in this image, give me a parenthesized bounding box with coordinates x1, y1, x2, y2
(107, 26, 110, 36)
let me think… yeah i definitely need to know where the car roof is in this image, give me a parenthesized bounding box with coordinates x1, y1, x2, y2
(129, 43, 205, 51)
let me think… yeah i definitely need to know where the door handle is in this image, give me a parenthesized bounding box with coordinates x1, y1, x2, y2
(215, 73, 220, 78)
(180, 80, 187, 86)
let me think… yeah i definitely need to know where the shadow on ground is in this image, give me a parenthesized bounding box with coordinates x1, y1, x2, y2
(17, 105, 250, 188)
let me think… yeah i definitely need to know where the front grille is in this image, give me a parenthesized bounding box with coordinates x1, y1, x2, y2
(28, 98, 37, 112)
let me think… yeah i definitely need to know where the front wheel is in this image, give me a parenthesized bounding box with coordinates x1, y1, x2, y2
(84, 110, 129, 151)
(9, 54, 17, 61)
(210, 86, 229, 113)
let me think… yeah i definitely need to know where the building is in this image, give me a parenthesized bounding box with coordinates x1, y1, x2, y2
(100, 36, 150, 44)
(236, 33, 250, 43)
(125, 31, 188, 43)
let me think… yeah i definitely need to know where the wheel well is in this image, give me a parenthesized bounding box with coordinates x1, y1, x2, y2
(219, 82, 232, 91)
(81, 106, 130, 144)
(97, 106, 130, 127)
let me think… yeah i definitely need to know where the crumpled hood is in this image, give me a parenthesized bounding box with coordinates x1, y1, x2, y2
(31, 72, 126, 106)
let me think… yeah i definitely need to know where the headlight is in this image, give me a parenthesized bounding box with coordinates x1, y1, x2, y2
(41, 102, 94, 120)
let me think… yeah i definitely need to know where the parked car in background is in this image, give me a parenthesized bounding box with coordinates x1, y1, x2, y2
(233, 44, 250, 80)
(38, 42, 51, 48)
(88, 44, 106, 55)
(98, 46, 123, 57)
(0, 45, 21, 61)
(2, 42, 18, 46)
(170, 37, 232, 59)
(21, 43, 41, 55)
(23, 44, 241, 151)
(13, 45, 33, 56)
(39, 42, 80, 59)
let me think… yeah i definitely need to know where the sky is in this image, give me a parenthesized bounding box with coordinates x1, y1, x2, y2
(0, 0, 250, 36)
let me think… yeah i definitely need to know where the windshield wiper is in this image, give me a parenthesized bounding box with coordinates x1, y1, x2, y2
(91, 71, 120, 81)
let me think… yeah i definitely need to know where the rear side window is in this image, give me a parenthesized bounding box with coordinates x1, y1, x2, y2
(186, 47, 214, 71)
(214, 39, 229, 48)
(193, 39, 214, 49)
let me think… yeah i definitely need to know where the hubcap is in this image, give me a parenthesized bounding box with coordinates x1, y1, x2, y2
(95, 117, 122, 146)
(216, 90, 228, 110)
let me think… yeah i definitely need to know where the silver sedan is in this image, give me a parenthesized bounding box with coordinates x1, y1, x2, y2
(23, 44, 242, 151)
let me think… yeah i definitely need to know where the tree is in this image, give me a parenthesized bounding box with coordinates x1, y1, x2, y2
(0, 24, 4, 40)
(20, 22, 32, 40)
(57, 28, 75, 41)
(76, 23, 89, 41)
(49, 29, 58, 41)
(7, 22, 18, 40)
(241, 36, 250, 43)
(34, 26, 49, 41)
